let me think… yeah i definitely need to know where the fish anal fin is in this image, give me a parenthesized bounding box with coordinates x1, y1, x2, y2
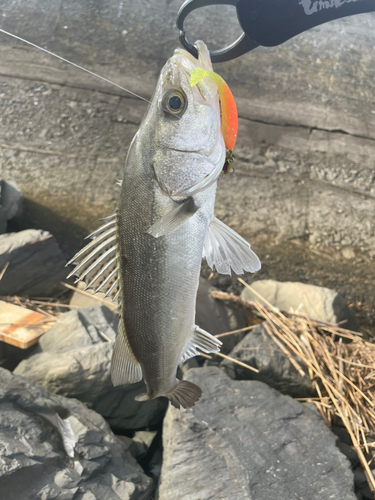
(167, 380, 202, 409)
(147, 198, 199, 238)
(179, 325, 222, 364)
(111, 322, 142, 386)
(203, 216, 261, 275)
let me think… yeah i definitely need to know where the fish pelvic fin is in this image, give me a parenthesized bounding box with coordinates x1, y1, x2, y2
(66, 210, 121, 304)
(166, 380, 202, 409)
(179, 325, 222, 364)
(203, 216, 261, 275)
(111, 321, 142, 386)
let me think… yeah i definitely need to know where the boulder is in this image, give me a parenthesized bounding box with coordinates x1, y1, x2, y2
(0, 367, 152, 500)
(14, 306, 167, 431)
(0, 180, 22, 233)
(241, 280, 359, 331)
(69, 281, 115, 309)
(196, 277, 248, 354)
(221, 323, 315, 398)
(0, 229, 67, 296)
(158, 367, 356, 500)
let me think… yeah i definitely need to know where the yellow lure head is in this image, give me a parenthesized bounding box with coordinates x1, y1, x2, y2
(190, 68, 238, 152)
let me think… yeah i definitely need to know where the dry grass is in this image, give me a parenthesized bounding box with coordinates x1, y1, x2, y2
(212, 280, 375, 496)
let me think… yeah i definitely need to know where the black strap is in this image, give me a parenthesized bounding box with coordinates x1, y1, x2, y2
(177, 0, 375, 62)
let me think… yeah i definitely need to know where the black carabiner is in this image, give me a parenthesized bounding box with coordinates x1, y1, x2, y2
(177, 0, 375, 63)
(176, 0, 259, 63)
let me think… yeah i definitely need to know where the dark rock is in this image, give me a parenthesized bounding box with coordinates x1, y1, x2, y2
(354, 468, 373, 500)
(336, 441, 359, 469)
(158, 367, 356, 500)
(0, 367, 152, 500)
(241, 280, 359, 331)
(14, 306, 167, 431)
(0, 180, 22, 233)
(221, 323, 315, 398)
(128, 431, 158, 461)
(196, 277, 248, 354)
(0, 229, 67, 296)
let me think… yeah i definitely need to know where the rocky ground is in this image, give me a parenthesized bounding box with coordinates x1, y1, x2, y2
(0, 181, 374, 500)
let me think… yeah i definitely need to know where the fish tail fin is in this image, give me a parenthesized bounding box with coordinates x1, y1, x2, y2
(166, 380, 202, 409)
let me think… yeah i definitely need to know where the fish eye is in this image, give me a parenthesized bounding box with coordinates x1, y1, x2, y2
(161, 89, 187, 118)
(169, 95, 182, 110)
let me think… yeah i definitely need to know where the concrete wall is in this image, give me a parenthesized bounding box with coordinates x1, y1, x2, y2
(0, 1, 374, 254)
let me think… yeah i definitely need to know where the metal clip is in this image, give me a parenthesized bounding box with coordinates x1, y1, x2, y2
(176, 0, 258, 63)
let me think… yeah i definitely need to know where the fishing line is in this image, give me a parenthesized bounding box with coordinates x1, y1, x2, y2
(0, 28, 151, 103)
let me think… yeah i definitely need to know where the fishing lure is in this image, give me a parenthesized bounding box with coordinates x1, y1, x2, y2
(190, 68, 238, 173)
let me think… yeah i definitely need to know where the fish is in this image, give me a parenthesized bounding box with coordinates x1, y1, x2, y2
(67, 41, 261, 409)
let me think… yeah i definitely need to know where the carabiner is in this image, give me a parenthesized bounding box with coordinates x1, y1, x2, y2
(176, 0, 259, 63)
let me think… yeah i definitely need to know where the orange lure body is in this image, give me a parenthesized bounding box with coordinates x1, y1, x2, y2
(190, 68, 238, 172)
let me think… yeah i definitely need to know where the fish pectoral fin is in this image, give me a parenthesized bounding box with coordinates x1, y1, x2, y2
(147, 198, 199, 238)
(203, 216, 261, 275)
(111, 322, 142, 386)
(166, 380, 202, 409)
(179, 326, 222, 364)
(66, 210, 121, 304)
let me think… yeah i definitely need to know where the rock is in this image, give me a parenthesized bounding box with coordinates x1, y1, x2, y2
(0, 180, 22, 233)
(196, 277, 248, 354)
(158, 367, 356, 500)
(342, 247, 356, 260)
(14, 306, 167, 431)
(0, 229, 67, 296)
(128, 431, 158, 461)
(93, 382, 168, 432)
(241, 280, 359, 331)
(69, 281, 115, 309)
(221, 323, 315, 398)
(0, 367, 152, 500)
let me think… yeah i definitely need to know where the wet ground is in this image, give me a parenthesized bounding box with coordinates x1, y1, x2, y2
(201, 239, 375, 338)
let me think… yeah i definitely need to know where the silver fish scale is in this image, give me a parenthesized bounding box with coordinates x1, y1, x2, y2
(117, 132, 216, 398)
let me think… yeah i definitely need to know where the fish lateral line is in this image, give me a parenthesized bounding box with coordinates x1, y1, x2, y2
(0, 28, 151, 104)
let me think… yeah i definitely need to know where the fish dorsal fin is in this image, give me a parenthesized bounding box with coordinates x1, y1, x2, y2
(111, 321, 143, 386)
(147, 198, 199, 238)
(66, 211, 120, 303)
(203, 217, 261, 276)
(179, 326, 222, 364)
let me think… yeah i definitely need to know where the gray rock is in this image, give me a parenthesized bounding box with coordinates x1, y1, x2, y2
(128, 431, 158, 461)
(0, 180, 22, 233)
(0, 367, 152, 500)
(14, 306, 167, 431)
(0, 229, 67, 296)
(241, 280, 359, 331)
(69, 281, 116, 309)
(221, 323, 315, 398)
(158, 367, 356, 500)
(196, 277, 248, 354)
